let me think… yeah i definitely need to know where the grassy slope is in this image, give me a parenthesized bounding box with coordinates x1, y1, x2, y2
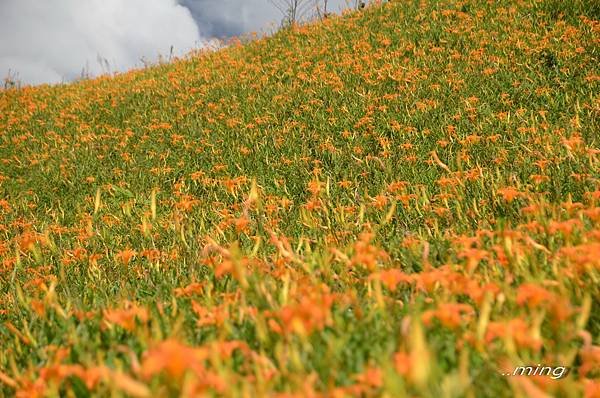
(0, 0, 599, 396)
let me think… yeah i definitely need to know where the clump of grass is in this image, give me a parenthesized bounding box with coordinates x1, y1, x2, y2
(536, 0, 600, 21)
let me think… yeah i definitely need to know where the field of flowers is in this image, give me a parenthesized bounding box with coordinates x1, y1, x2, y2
(0, 0, 599, 396)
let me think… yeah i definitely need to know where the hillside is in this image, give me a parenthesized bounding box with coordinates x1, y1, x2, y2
(1, 0, 599, 396)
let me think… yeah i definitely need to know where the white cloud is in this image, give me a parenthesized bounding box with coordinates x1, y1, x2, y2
(0, 0, 202, 85)
(0, 0, 362, 86)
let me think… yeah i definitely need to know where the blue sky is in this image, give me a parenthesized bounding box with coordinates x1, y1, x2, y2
(0, 0, 356, 86)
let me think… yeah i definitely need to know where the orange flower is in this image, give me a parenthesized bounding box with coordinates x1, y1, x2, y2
(267, 288, 335, 337)
(140, 249, 160, 261)
(190, 171, 205, 181)
(579, 331, 600, 379)
(17, 231, 47, 252)
(174, 282, 204, 297)
(394, 351, 412, 376)
(369, 269, 412, 291)
(103, 302, 148, 331)
(337, 180, 352, 189)
(115, 248, 137, 265)
(497, 187, 521, 203)
(350, 231, 389, 271)
(354, 366, 383, 388)
(307, 179, 322, 196)
(548, 219, 582, 238)
(584, 379, 600, 398)
(530, 174, 549, 185)
(387, 181, 408, 193)
(30, 299, 46, 316)
(457, 248, 488, 273)
(175, 195, 200, 212)
(234, 216, 251, 233)
(422, 303, 474, 329)
(141, 339, 207, 380)
(485, 318, 542, 350)
(191, 301, 229, 327)
(516, 283, 554, 308)
(371, 194, 388, 209)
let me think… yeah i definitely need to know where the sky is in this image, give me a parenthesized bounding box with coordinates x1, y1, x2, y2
(0, 0, 354, 86)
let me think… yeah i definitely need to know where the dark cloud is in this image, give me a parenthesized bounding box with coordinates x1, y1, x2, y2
(180, 0, 353, 38)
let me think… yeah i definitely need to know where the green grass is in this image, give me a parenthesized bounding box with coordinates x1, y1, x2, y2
(0, 0, 599, 396)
